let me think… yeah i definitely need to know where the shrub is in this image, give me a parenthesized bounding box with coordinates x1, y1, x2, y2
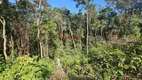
(89, 44, 139, 79)
(0, 55, 51, 80)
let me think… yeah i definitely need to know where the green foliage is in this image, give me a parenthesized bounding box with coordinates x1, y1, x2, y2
(89, 43, 142, 79)
(0, 55, 51, 80)
(0, 0, 142, 79)
(60, 53, 94, 77)
(0, 54, 4, 72)
(127, 26, 141, 39)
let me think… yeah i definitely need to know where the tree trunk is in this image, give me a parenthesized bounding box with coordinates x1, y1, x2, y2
(37, 0, 42, 39)
(86, 2, 89, 55)
(68, 25, 77, 51)
(79, 25, 82, 52)
(40, 42, 43, 58)
(46, 35, 48, 57)
(43, 35, 48, 58)
(0, 16, 7, 61)
(9, 35, 14, 52)
(60, 25, 64, 47)
(36, 0, 42, 58)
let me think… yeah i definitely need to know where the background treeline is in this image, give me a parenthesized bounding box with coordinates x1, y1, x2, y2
(0, 0, 142, 80)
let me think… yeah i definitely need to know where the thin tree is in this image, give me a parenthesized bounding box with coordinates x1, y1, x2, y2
(36, 0, 42, 58)
(0, 16, 7, 61)
(85, 0, 89, 55)
(73, 0, 92, 55)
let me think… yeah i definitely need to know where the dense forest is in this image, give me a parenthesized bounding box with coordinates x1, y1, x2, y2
(0, 0, 142, 80)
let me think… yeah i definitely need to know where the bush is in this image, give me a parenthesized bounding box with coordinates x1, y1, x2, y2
(0, 55, 51, 80)
(89, 43, 142, 79)
(60, 54, 94, 77)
